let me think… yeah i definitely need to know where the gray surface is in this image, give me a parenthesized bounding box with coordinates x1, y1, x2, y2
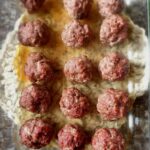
(0, 0, 21, 47)
(0, 0, 149, 149)
(0, 1, 20, 149)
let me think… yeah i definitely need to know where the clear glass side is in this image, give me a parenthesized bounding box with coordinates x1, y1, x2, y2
(123, 1, 150, 149)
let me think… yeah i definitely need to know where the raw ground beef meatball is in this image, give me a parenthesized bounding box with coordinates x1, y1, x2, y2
(64, 56, 93, 83)
(21, 0, 45, 13)
(63, 0, 92, 19)
(58, 124, 85, 150)
(97, 88, 130, 120)
(99, 52, 129, 81)
(62, 21, 92, 48)
(19, 84, 51, 113)
(18, 20, 49, 47)
(92, 128, 125, 150)
(100, 15, 128, 46)
(98, 0, 124, 17)
(59, 87, 90, 118)
(25, 52, 53, 82)
(19, 118, 53, 149)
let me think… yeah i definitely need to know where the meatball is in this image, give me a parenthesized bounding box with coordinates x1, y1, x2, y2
(98, 0, 124, 17)
(21, 0, 45, 13)
(19, 118, 53, 149)
(63, 0, 92, 19)
(62, 21, 91, 48)
(64, 56, 93, 83)
(100, 15, 128, 46)
(59, 88, 90, 118)
(97, 88, 130, 120)
(18, 20, 49, 47)
(99, 52, 129, 81)
(25, 52, 53, 82)
(58, 124, 85, 150)
(92, 128, 125, 150)
(19, 84, 51, 113)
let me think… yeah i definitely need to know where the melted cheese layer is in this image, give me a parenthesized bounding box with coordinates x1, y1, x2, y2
(12, 0, 149, 149)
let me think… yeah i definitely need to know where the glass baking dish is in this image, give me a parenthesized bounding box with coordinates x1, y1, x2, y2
(0, 0, 149, 149)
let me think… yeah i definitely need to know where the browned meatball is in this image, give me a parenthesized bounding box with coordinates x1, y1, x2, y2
(18, 20, 49, 47)
(99, 52, 129, 81)
(92, 128, 125, 150)
(100, 15, 128, 46)
(98, 0, 124, 17)
(19, 118, 53, 149)
(59, 88, 90, 118)
(63, 0, 92, 19)
(58, 124, 85, 150)
(64, 56, 93, 83)
(21, 0, 45, 13)
(25, 52, 53, 82)
(19, 84, 51, 113)
(97, 88, 130, 120)
(62, 21, 92, 48)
